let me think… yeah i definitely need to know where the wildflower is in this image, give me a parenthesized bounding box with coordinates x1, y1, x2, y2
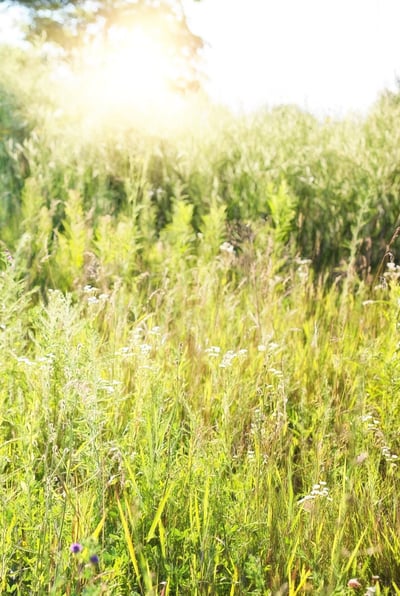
(298, 480, 332, 506)
(371, 575, 380, 584)
(140, 343, 152, 356)
(118, 346, 133, 355)
(70, 542, 83, 554)
(295, 258, 312, 266)
(268, 342, 280, 352)
(204, 346, 221, 357)
(347, 578, 362, 589)
(16, 357, 34, 366)
(83, 285, 96, 294)
(269, 367, 283, 377)
(89, 554, 100, 565)
(356, 452, 368, 465)
(220, 350, 236, 368)
(219, 241, 235, 254)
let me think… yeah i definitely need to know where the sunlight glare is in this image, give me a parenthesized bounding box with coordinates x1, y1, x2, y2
(63, 24, 188, 131)
(100, 28, 171, 103)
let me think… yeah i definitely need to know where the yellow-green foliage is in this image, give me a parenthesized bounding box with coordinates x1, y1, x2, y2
(53, 189, 91, 290)
(266, 180, 297, 245)
(1, 246, 400, 594)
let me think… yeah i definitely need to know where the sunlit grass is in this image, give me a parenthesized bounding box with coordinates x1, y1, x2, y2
(1, 43, 400, 593)
(1, 246, 400, 593)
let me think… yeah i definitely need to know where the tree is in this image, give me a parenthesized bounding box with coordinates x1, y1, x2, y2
(1, 0, 204, 91)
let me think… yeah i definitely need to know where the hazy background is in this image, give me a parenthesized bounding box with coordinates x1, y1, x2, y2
(182, 0, 400, 116)
(1, 0, 400, 116)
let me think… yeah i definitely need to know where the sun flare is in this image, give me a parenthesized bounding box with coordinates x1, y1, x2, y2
(90, 27, 173, 103)
(62, 24, 190, 130)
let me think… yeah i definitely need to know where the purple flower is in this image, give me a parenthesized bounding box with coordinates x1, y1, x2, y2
(70, 542, 83, 554)
(89, 554, 99, 565)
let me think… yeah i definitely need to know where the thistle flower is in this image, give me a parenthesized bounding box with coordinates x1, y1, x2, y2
(89, 554, 99, 565)
(70, 542, 83, 554)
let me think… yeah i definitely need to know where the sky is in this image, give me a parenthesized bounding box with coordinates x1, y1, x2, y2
(182, 0, 400, 116)
(1, 1, 400, 117)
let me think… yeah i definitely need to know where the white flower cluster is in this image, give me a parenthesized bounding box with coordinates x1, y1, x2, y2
(257, 342, 280, 353)
(98, 379, 122, 394)
(373, 259, 400, 290)
(219, 242, 235, 255)
(83, 285, 109, 304)
(381, 444, 399, 465)
(116, 325, 165, 372)
(298, 481, 332, 505)
(296, 257, 312, 282)
(16, 353, 55, 369)
(204, 346, 220, 357)
(204, 346, 247, 368)
(385, 261, 400, 277)
(362, 414, 398, 468)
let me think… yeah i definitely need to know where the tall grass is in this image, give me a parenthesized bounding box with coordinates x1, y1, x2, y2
(0, 45, 400, 594)
(3, 43, 400, 278)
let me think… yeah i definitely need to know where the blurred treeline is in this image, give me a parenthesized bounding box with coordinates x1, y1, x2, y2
(1, 44, 400, 290)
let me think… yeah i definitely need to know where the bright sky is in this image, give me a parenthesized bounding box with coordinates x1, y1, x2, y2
(2, 1, 400, 117)
(183, 0, 400, 116)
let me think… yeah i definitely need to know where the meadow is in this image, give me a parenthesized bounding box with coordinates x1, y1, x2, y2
(1, 45, 400, 594)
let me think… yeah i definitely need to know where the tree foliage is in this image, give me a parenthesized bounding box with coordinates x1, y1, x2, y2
(1, 0, 204, 90)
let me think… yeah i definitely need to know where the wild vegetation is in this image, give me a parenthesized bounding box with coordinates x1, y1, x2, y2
(1, 44, 400, 594)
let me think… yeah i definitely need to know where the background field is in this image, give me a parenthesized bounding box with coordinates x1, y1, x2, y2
(1, 46, 400, 594)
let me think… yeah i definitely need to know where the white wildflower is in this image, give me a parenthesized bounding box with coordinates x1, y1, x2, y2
(204, 346, 221, 357)
(298, 480, 332, 506)
(219, 242, 235, 254)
